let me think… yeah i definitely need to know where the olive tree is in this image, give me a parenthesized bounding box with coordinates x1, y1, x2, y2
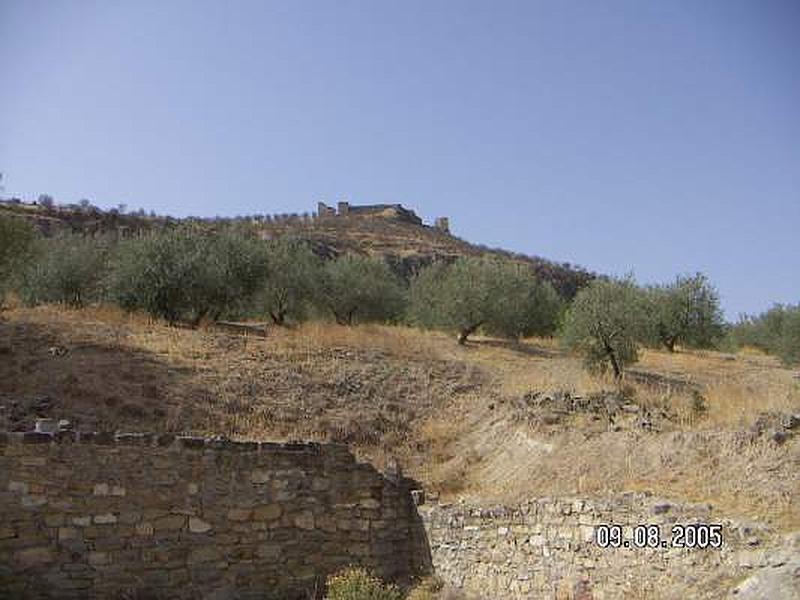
(259, 238, 321, 325)
(108, 228, 268, 324)
(561, 277, 648, 379)
(408, 257, 562, 344)
(19, 234, 109, 308)
(731, 304, 800, 365)
(780, 307, 800, 365)
(318, 255, 404, 325)
(645, 273, 724, 352)
(0, 215, 38, 306)
(483, 263, 563, 339)
(200, 230, 270, 320)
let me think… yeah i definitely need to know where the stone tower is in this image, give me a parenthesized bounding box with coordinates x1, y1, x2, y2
(434, 217, 450, 233)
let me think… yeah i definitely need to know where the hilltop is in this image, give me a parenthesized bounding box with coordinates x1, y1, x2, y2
(0, 198, 594, 298)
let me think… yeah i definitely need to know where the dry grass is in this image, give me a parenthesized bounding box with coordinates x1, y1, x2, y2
(2, 304, 798, 530)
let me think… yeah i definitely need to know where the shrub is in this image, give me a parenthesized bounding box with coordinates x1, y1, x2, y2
(644, 273, 725, 352)
(318, 255, 405, 325)
(19, 234, 109, 308)
(482, 264, 562, 339)
(561, 277, 648, 378)
(259, 237, 321, 325)
(731, 304, 800, 365)
(405, 577, 444, 600)
(325, 568, 403, 600)
(0, 215, 38, 305)
(408, 257, 561, 344)
(108, 228, 268, 324)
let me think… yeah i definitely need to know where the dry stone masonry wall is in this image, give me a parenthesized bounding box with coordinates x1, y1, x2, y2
(420, 494, 777, 599)
(0, 431, 429, 599)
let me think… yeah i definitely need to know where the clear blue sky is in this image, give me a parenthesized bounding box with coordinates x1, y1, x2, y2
(1, 1, 798, 319)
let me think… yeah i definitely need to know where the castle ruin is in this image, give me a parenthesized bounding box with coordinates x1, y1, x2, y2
(316, 200, 450, 233)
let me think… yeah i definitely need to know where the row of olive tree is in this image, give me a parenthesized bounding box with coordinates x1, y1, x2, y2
(2, 217, 747, 374)
(562, 273, 726, 378)
(1, 220, 564, 341)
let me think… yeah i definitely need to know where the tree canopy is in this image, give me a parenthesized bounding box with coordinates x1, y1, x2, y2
(561, 277, 648, 378)
(645, 273, 724, 352)
(408, 257, 562, 344)
(319, 255, 405, 325)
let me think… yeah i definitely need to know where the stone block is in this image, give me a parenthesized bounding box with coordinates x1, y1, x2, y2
(93, 483, 110, 496)
(189, 516, 213, 533)
(89, 551, 111, 566)
(227, 508, 252, 522)
(8, 481, 29, 493)
(21, 495, 47, 508)
(44, 513, 65, 527)
(58, 527, 78, 541)
(256, 543, 281, 560)
(15, 546, 55, 568)
(188, 546, 222, 564)
(23, 431, 53, 444)
(93, 513, 117, 525)
(153, 515, 185, 531)
(293, 511, 315, 530)
(118, 512, 142, 525)
(252, 504, 282, 521)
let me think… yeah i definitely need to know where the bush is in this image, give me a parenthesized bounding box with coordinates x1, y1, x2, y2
(731, 304, 800, 365)
(19, 234, 109, 308)
(408, 257, 561, 344)
(318, 255, 405, 325)
(108, 228, 268, 324)
(644, 273, 724, 352)
(405, 578, 444, 600)
(482, 264, 562, 339)
(259, 237, 321, 325)
(325, 568, 403, 600)
(0, 215, 38, 305)
(561, 277, 648, 378)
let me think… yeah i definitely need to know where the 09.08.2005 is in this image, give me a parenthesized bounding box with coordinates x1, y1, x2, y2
(594, 523, 723, 549)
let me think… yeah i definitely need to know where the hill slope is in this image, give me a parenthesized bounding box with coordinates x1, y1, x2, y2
(2, 305, 798, 531)
(0, 199, 594, 297)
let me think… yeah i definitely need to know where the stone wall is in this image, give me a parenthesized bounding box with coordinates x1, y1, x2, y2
(420, 494, 770, 599)
(0, 432, 430, 599)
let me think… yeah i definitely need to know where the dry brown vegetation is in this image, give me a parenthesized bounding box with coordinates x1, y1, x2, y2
(1, 304, 798, 531)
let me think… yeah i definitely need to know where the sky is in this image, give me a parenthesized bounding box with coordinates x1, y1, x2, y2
(1, 0, 798, 319)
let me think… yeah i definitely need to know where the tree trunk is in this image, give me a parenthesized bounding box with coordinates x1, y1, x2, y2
(332, 310, 355, 326)
(189, 308, 209, 329)
(603, 341, 622, 380)
(457, 322, 483, 345)
(270, 311, 285, 326)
